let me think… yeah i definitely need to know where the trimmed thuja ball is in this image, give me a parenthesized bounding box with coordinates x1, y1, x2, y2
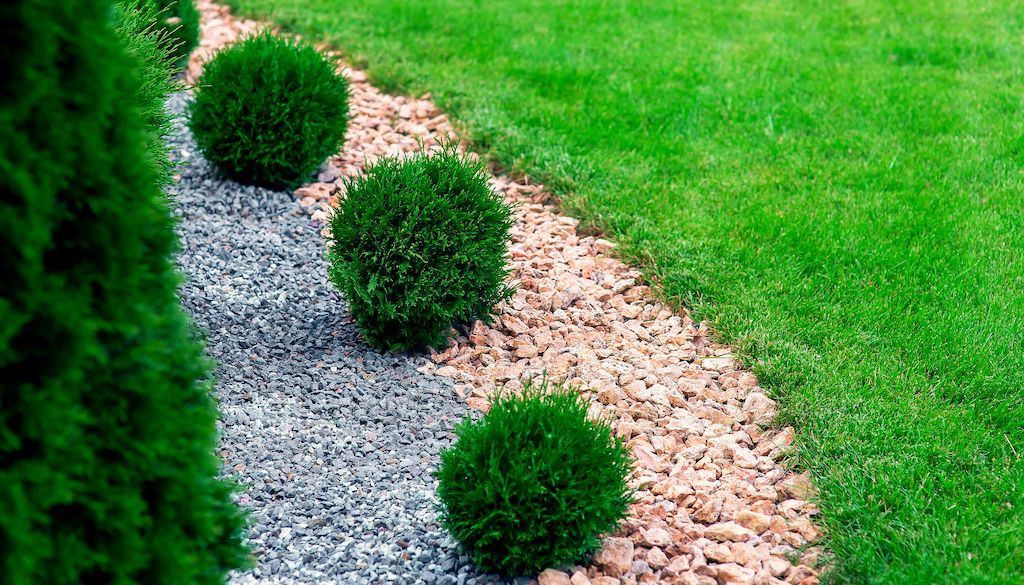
(327, 145, 515, 351)
(435, 380, 634, 575)
(189, 31, 349, 188)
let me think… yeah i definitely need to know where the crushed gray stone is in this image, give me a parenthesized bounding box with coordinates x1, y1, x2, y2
(168, 92, 504, 585)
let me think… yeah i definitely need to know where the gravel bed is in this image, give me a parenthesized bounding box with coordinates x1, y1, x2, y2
(168, 93, 504, 585)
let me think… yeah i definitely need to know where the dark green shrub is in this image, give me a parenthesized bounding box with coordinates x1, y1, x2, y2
(188, 31, 350, 188)
(326, 145, 515, 351)
(0, 0, 247, 583)
(113, 0, 182, 185)
(435, 380, 634, 575)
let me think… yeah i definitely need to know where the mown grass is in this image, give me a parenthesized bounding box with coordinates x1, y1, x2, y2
(225, 1, 1024, 582)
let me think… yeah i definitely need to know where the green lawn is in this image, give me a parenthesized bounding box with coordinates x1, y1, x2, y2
(225, 1, 1024, 582)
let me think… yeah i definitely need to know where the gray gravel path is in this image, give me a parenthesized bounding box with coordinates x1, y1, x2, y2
(168, 93, 504, 585)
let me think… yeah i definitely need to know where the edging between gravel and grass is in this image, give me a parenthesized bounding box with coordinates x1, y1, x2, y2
(188, 3, 826, 584)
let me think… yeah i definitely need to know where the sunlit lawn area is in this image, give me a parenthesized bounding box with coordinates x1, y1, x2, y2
(226, 1, 1024, 582)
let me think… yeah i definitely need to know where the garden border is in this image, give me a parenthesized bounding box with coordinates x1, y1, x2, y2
(189, 2, 825, 583)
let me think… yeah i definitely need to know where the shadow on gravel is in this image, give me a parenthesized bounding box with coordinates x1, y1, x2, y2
(167, 93, 505, 585)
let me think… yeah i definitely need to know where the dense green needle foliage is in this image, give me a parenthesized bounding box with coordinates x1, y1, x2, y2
(189, 31, 350, 188)
(224, 1, 1024, 582)
(0, 1, 247, 583)
(113, 0, 182, 185)
(435, 380, 633, 575)
(146, 0, 199, 67)
(326, 145, 514, 351)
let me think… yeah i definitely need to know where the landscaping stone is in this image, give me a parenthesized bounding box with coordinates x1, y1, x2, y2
(645, 547, 670, 570)
(168, 94, 499, 584)
(734, 510, 772, 535)
(715, 563, 756, 585)
(705, 523, 756, 543)
(538, 569, 572, 585)
(593, 538, 634, 577)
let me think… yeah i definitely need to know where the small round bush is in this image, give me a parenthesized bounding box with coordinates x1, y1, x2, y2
(435, 380, 634, 575)
(326, 145, 515, 351)
(189, 31, 350, 188)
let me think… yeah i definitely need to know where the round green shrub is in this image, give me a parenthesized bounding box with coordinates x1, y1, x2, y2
(189, 31, 350, 188)
(435, 380, 634, 575)
(1, 0, 247, 582)
(326, 145, 515, 351)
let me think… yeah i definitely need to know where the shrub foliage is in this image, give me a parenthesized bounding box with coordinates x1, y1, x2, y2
(435, 380, 634, 574)
(149, 0, 200, 67)
(327, 145, 515, 351)
(0, 0, 247, 583)
(113, 0, 182, 184)
(189, 31, 350, 188)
